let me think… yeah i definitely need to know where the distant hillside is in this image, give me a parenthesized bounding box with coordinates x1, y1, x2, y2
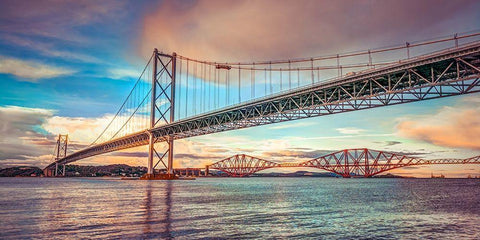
(0, 166, 43, 177)
(373, 173, 408, 178)
(0, 164, 148, 177)
(65, 164, 147, 177)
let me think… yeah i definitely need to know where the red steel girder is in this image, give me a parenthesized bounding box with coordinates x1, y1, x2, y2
(208, 149, 480, 177)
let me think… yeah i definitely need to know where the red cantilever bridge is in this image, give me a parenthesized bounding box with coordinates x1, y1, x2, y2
(208, 148, 480, 177)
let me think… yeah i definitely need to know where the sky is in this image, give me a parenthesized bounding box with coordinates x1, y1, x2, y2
(1, 0, 480, 177)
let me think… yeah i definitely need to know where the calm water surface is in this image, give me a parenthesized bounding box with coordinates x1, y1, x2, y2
(0, 177, 479, 239)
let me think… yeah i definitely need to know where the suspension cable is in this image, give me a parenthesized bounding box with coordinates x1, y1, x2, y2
(175, 31, 480, 66)
(90, 54, 153, 146)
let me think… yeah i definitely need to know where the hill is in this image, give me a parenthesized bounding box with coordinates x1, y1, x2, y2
(0, 166, 43, 177)
(0, 164, 148, 177)
(64, 164, 147, 177)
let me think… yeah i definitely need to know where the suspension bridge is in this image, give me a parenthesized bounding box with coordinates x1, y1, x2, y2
(44, 32, 480, 178)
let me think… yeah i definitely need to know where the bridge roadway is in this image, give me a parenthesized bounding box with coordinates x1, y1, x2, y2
(46, 42, 480, 169)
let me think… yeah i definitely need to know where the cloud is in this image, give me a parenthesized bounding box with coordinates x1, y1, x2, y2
(174, 153, 218, 160)
(0, 0, 127, 42)
(396, 106, 480, 150)
(262, 149, 333, 161)
(385, 141, 402, 146)
(205, 148, 230, 153)
(0, 106, 56, 167)
(138, 0, 478, 62)
(401, 166, 421, 170)
(108, 68, 142, 80)
(111, 151, 149, 158)
(0, 56, 73, 81)
(0, 106, 139, 167)
(269, 121, 316, 130)
(336, 127, 365, 134)
(42, 112, 152, 145)
(0, 34, 103, 64)
(42, 115, 112, 144)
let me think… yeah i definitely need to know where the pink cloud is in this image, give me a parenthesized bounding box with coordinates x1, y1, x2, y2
(138, 0, 477, 62)
(396, 106, 480, 150)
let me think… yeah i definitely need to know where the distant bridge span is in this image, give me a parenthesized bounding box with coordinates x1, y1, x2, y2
(208, 149, 480, 177)
(44, 33, 480, 177)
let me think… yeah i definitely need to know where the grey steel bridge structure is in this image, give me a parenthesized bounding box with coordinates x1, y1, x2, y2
(44, 33, 480, 177)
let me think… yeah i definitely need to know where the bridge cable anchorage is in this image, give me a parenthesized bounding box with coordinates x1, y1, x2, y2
(208, 149, 480, 178)
(46, 31, 480, 170)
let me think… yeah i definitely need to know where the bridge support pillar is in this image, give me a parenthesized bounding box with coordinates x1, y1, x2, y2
(54, 163, 66, 177)
(43, 134, 68, 177)
(167, 137, 174, 175)
(141, 49, 177, 180)
(147, 133, 154, 175)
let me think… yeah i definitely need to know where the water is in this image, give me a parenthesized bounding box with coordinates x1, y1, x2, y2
(0, 177, 479, 239)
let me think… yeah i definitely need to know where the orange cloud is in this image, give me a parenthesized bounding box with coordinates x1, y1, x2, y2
(396, 106, 480, 150)
(138, 0, 475, 62)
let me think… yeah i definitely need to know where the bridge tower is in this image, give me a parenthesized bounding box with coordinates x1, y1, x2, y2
(144, 49, 177, 180)
(54, 134, 68, 176)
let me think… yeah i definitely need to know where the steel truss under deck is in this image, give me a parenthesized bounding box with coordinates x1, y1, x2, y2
(46, 42, 480, 169)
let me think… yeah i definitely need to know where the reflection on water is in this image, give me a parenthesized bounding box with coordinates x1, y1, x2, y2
(0, 177, 479, 239)
(142, 181, 172, 239)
